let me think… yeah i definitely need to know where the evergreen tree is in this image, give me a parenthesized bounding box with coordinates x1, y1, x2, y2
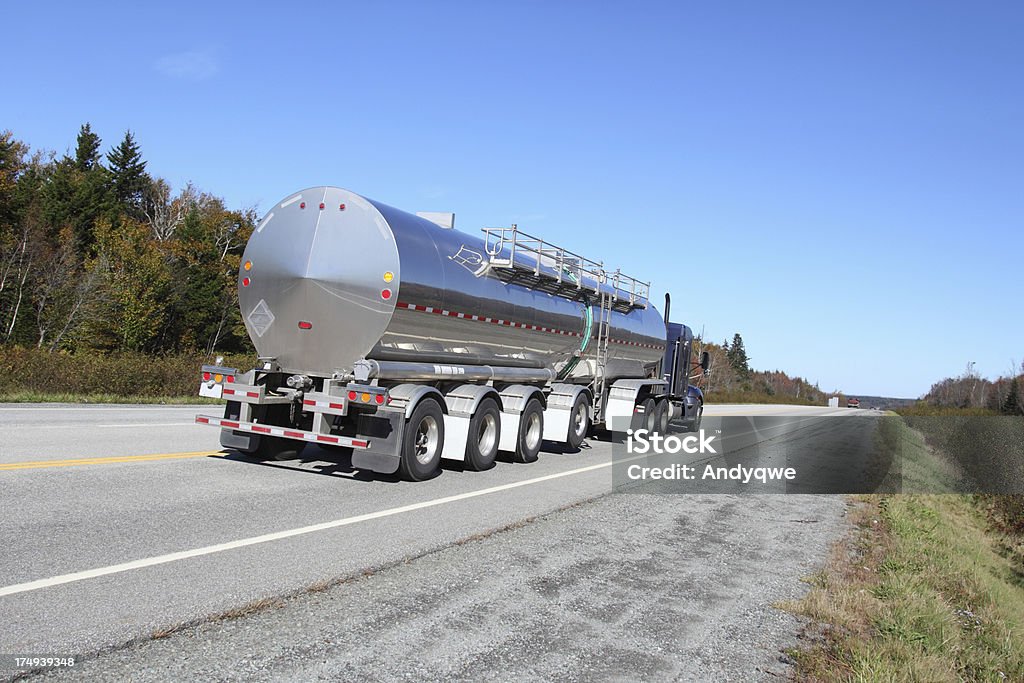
(107, 131, 149, 218)
(73, 123, 102, 171)
(1003, 378, 1020, 416)
(42, 124, 112, 254)
(726, 332, 750, 378)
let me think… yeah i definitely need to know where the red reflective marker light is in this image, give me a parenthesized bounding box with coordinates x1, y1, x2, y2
(374, 394, 385, 405)
(381, 288, 392, 300)
(339, 203, 346, 211)
(242, 277, 251, 287)
(319, 202, 325, 210)
(203, 372, 211, 381)
(348, 391, 358, 401)
(299, 202, 306, 209)
(298, 321, 313, 330)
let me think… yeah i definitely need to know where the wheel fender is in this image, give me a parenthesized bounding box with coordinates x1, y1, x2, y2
(543, 384, 591, 442)
(605, 378, 668, 432)
(387, 384, 447, 419)
(497, 384, 545, 452)
(443, 384, 502, 418)
(497, 384, 546, 414)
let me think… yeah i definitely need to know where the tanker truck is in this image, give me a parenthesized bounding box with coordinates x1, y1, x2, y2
(195, 187, 709, 480)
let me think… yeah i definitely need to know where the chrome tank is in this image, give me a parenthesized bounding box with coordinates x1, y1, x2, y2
(239, 187, 666, 379)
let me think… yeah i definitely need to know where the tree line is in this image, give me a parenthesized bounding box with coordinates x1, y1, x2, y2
(0, 125, 254, 355)
(923, 362, 1024, 416)
(699, 332, 825, 404)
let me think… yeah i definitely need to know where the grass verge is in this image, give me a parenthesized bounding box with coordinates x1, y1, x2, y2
(781, 420, 1024, 681)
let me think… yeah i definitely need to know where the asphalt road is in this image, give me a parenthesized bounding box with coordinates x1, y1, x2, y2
(0, 403, 877, 681)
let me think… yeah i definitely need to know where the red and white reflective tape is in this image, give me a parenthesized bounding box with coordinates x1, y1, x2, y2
(394, 300, 664, 350)
(223, 387, 260, 399)
(195, 415, 369, 449)
(302, 398, 346, 410)
(395, 301, 583, 337)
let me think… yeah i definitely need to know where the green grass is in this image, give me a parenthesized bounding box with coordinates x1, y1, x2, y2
(782, 420, 1024, 681)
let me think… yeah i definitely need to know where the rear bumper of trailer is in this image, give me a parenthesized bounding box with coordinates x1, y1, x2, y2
(195, 415, 370, 449)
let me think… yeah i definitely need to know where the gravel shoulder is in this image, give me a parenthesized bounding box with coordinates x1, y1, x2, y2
(37, 493, 848, 682)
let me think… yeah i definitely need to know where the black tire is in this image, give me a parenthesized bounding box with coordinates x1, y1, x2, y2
(514, 398, 544, 463)
(465, 398, 501, 471)
(692, 404, 703, 433)
(631, 397, 657, 434)
(566, 393, 591, 449)
(399, 399, 445, 481)
(256, 436, 307, 461)
(653, 399, 670, 435)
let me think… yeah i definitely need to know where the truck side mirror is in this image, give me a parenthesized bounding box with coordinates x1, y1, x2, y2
(700, 351, 711, 371)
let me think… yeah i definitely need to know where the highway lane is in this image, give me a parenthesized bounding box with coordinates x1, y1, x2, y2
(0, 402, 874, 679)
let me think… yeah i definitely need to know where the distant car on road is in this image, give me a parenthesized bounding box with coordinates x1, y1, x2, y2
(847, 398, 861, 408)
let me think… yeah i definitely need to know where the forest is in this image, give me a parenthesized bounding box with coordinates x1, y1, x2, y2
(0, 125, 253, 356)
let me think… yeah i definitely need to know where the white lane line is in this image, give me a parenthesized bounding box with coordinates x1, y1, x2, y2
(0, 455, 639, 598)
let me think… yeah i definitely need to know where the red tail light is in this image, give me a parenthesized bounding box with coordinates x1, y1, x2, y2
(203, 372, 211, 381)
(374, 394, 385, 405)
(298, 321, 313, 330)
(348, 391, 358, 401)
(226, 375, 235, 383)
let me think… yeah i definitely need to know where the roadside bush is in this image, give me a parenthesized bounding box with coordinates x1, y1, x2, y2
(0, 347, 255, 398)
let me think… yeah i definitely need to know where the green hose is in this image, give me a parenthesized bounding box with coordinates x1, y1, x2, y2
(556, 271, 593, 380)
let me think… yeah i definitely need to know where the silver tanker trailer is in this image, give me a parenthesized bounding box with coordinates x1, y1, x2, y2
(196, 186, 709, 480)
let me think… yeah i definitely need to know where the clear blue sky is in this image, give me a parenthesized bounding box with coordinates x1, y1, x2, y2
(5, 1, 1022, 398)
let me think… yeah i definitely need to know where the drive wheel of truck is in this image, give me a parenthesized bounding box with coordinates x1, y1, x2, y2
(566, 393, 591, 449)
(514, 398, 544, 463)
(399, 399, 445, 481)
(465, 398, 500, 471)
(632, 397, 658, 433)
(256, 435, 307, 461)
(653, 399, 670, 435)
(691, 404, 703, 433)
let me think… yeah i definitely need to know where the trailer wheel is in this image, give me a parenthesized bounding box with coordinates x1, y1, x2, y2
(256, 436, 307, 461)
(567, 393, 591, 449)
(653, 400, 670, 435)
(399, 398, 445, 481)
(465, 398, 500, 471)
(514, 398, 544, 463)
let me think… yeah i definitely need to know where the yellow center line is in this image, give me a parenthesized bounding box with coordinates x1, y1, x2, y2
(0, 451, 223, 471)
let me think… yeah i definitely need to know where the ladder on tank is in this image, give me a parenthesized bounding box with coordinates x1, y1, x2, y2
(593, 286, 616, 415)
